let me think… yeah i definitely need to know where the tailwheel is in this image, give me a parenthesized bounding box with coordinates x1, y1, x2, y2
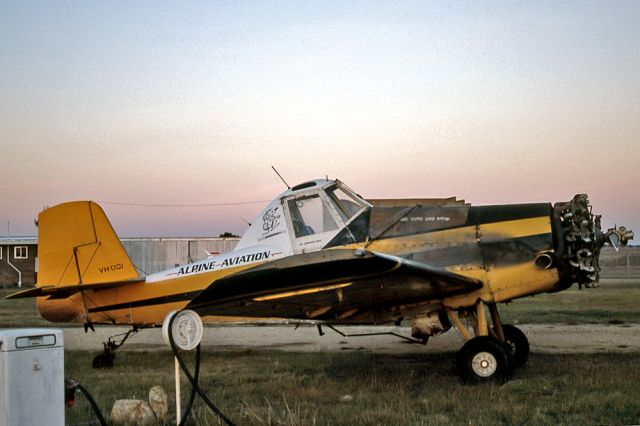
(456, 336, 513, 383)
(91, 351, 115, 369)
(499, 324, 529, 368)
(91, 327, 139, 369)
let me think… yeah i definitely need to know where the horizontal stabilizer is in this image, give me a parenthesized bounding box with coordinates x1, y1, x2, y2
(6, 279, 145, 300)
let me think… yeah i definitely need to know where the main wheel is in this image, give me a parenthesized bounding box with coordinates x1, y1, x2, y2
(499, 324, 529, 367)
(456, 336, 512, 383)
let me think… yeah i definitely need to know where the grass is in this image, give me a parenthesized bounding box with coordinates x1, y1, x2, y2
(3, 282, 639, 425)
(500, 279, 640, 325)
(0, 288, 54, 327)
(65, 350, 640, 425)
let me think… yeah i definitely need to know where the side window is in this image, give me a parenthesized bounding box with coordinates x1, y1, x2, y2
(287, 195, 338, 237)
(326, 186, 364, 222)
(14, 246, 28, 259)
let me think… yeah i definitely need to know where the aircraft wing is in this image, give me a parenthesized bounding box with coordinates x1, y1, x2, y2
(187, 249, 482, 321)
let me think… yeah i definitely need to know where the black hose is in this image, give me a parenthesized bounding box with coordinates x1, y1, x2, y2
(75, 382, 107, 426)
(168, 311, 235, 426)
(178, 344, 200, 426)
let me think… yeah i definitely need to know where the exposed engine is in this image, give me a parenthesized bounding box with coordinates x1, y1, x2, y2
(554, 194, 634, 288)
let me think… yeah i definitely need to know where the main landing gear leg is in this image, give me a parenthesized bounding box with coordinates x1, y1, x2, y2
(449, 301, 528, 383)
(92, 327, 139, 369)
(487, 302, 530, 368)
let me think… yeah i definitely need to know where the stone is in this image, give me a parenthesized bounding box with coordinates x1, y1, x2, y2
(111, 399, 156, 425)
(340, 394, 354, 403)
(148, 385, 169, 419)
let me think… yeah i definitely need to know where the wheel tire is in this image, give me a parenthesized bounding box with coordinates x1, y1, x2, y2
(499, 324, 529, 368)
(92, 352, 115, 369)
(457, 336, 512, 383)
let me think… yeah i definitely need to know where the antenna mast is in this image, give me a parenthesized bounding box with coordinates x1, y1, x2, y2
(271, 166, 290, 189)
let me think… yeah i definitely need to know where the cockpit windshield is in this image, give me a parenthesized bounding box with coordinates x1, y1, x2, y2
(287, 194, 339, 237)
(325, 185, 366, 223)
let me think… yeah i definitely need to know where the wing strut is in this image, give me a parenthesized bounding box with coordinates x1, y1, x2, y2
(317, 324, 427, 344)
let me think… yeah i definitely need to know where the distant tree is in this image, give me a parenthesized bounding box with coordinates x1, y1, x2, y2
(218, 231, 240, 238)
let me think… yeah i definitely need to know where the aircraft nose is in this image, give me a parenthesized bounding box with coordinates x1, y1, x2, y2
(553, 194, 606, 288)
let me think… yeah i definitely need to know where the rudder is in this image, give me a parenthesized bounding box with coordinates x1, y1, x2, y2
(38, 201, 139, 286)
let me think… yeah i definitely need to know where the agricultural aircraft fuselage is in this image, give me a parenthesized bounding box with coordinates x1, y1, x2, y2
(8, 178, 633, 381)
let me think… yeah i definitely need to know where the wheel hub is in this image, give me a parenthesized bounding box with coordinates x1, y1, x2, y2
(471, 351, 497, 377)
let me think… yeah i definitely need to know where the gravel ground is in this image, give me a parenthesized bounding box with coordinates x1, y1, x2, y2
(58, 323, 640, 354)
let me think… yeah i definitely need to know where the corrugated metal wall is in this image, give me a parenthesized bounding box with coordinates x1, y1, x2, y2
(121, 238, 239, 276)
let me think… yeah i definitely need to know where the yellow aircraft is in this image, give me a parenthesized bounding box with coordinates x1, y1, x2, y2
(7, 179, 633, 381)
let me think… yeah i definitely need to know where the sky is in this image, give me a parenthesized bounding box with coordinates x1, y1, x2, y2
(1, 1, 638, 238)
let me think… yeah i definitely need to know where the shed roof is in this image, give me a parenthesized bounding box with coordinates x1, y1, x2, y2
(0, 237, 37, 245)
(0, 237, 241, 245)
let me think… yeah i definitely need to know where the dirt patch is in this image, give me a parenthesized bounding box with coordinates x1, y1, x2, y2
(59, 323, 640, 354)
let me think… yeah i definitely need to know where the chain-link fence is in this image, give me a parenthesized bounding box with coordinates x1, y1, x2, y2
(599, 246, 640, 278)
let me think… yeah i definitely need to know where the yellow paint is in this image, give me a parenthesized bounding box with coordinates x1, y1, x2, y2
(307, 306, 332, 318)
(476, 301, 488, 336)
(37, 201, 138, 286)
(85, 263, 258, 324)
(443, 262, 559, 309)
(253, 283, 352, 301)
(363, 225, 478, 255)
(37, 295, 86, 322)
(337, 309, 358, 319)
(447, 310, 472, 341)
(487, 262, 560, 302)
(480, 216, 551, 240)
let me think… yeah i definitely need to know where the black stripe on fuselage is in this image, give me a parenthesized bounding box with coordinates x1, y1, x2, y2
(87, 291, 201, 313)
(466, 203, 552, 226)
(356, 203, 552, 243)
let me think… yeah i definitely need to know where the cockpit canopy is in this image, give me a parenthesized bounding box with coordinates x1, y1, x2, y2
(235, 179, 371, 255)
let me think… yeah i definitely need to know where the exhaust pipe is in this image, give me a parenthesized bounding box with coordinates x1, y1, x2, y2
(534, 252, 554, 270)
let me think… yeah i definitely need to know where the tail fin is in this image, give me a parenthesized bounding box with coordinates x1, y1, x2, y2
(38, 201, 139, 286)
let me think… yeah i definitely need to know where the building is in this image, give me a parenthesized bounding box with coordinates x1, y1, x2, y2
(120, 237, 239, 276)
(0, 237, 38, 289)
(0, 237, 239, 288)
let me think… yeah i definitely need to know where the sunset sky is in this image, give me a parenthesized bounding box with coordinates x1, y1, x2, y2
(1, 1, 638, 238)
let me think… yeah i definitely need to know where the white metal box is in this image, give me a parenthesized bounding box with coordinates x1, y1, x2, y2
(0, 329, 64, 426)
